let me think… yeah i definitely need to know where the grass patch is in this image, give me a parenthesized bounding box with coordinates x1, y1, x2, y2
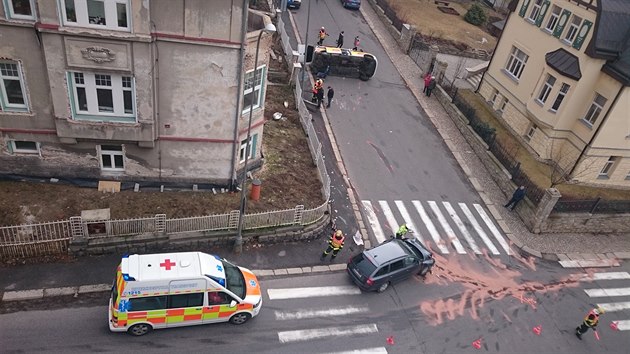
(456, 89, 630, 200)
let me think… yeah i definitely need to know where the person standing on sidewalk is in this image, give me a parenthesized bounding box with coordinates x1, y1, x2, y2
(326, 86, 335, 108)
(504, 185, 526, 210)
(423, 72, 432, 93)
(321, 230, 345, 261)
(353, 36, 360, 51)
(576, 307, 604, 340)
(336, 31, 344, 48)
(316, 86, 325, 108)
(426, 76, 436, 97)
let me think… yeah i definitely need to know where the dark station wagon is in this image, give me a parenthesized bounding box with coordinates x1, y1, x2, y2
(347, 238, 435, 292)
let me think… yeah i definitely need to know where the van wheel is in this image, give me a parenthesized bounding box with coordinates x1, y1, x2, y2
(229, 312, 251, 325)
(377, 282, 390, 293)
(128, 323, 152, 336)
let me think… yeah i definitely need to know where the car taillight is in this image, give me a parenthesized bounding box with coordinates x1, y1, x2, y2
(366, 278, 374, 286)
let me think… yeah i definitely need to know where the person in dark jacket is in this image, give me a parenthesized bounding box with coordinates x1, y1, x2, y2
(336, 31, 344, 48)
(326, 86, 335, 108)
(316, 87, 325, 108)
(426, 76, 436, 97)
(504, 185, 526, 210)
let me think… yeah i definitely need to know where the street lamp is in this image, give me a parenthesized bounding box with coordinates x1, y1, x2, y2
(234, 22, 277, 254)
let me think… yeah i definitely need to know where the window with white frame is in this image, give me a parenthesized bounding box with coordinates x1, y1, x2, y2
(69, 72, 136, 122)
(545, 5, 561, 32)
(582, 93, 607, 126)
(564, 15, 583, 43)
(99, 145, 124, 171)
(9, 140, 39, 154)
(490, 89, 499, 105)
(550, 83, 570, 112)
(0, 60, 28, 112)
(599, 156, 618, 178)
(528, 0, 543, 21)
(505, 46, 529, 80)
(239, 135, 257, 163)
(5, 0, 35, 20)
(537, 74, 556, 104)
(61, 0, 130, 31)
(525, 124, 538, 142)
(242, 66, 265, 114)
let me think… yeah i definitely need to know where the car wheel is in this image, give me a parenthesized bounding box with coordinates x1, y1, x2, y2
(128, 323, 152, 336)
(376, 282, 390, 293)
(229, 312, 251, 325)
(420, 267, 430, 276)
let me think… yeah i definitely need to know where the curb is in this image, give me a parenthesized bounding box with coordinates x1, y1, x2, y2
(1, 266, 348, 302)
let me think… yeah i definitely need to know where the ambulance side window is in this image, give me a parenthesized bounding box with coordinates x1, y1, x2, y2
(129, 295, 167, 311)
(208, 291, 233, 306)
(168, 293, 204, 308)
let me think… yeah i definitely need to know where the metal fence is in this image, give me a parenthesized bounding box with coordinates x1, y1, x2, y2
(0, 220, 72, 258)
(375, 0, 405, 31)
(554, 198, 630, 214)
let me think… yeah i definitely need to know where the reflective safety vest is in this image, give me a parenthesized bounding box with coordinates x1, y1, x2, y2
(330, 235, 345, 249)
(397, 224, 408, 235)
(584, 311, 599, 327)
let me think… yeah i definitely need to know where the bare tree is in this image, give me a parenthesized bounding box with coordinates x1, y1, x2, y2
(545, 139, 599, 188)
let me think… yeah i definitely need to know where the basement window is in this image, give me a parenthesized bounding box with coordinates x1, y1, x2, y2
(99, 145, 125, 171)
(8, 140, 40, 154)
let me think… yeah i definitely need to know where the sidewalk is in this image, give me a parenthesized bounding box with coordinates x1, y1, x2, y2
(358, 2, 630, 261)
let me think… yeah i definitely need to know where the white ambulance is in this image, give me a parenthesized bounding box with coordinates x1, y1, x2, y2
(108, 252, 262, 336)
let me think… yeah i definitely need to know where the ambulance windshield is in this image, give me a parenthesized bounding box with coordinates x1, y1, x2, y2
(223, 261, 246, 299)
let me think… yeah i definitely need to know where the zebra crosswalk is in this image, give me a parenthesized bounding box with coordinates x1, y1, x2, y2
(268, 284, 389, 353)
(361, 200, 512, 256)
(581, 271, 630, 331)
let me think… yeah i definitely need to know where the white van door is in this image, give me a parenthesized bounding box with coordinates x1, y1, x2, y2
(166, 279, 206, 327)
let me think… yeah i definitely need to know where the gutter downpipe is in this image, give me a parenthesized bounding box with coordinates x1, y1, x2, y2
(568, 84, 625, 177)
(230, 0, 250, 190)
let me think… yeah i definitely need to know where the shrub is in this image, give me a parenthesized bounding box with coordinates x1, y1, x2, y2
(465, 3, 488, 26)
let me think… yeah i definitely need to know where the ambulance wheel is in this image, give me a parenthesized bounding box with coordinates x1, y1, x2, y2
(377, 282, 390, 293)
(128, 323, 152, 336)
(229, 312, 251, 325)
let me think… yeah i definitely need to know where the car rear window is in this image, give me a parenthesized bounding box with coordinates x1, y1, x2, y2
(351, 253, 377, 277)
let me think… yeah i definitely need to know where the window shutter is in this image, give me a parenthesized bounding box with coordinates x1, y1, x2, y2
(573, 20, 592, 50)
(519, 0, 531, 18)
(553, 9, 571, 37)
(535, 1, 550, 27)
(251, 134, 258, 159)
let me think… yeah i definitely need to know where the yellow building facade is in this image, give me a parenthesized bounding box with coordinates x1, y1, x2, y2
(479, 0, 630, 187)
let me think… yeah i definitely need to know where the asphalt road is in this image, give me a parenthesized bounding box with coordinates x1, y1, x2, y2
(2, 262, 628, 353)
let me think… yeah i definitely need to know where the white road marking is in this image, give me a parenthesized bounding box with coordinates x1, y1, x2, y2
(278, 324, 379, 343)
(572, 272, 630, 281)
(379, 200, 399, 237)
(325, 348, 389, 354)
(362, 201, 386, 243)
(474, 204, 512, 255)
(616, 320, 630, 331)
(443, 201, 481, 254)
(428, 201, 465, 254)
(275, 306, 369, 320)
(267, 286, 361, 300)
(412, 200, 449, 254)
(559, 259, 620, 268)
(394, 200, 424, 244)
(584, 287, 630, 297)
(597, 302, 630, 312)
(458, 203, 500, 255)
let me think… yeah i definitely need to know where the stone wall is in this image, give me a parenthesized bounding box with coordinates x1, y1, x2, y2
(71, 211, 331, 255)
(433, 86, 630, 234)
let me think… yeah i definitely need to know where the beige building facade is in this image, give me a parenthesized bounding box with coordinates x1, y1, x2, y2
(0, 0, 273, 187)
(479, 0, 630, 187)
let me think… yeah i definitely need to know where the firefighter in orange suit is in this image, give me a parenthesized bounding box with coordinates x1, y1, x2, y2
(321, 230, 345, 261)
(576, 307, 604, 340)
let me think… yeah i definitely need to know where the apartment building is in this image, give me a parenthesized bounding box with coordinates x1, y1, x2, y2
(0, 0, 273, 187)
(479, 0, 630, 187)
